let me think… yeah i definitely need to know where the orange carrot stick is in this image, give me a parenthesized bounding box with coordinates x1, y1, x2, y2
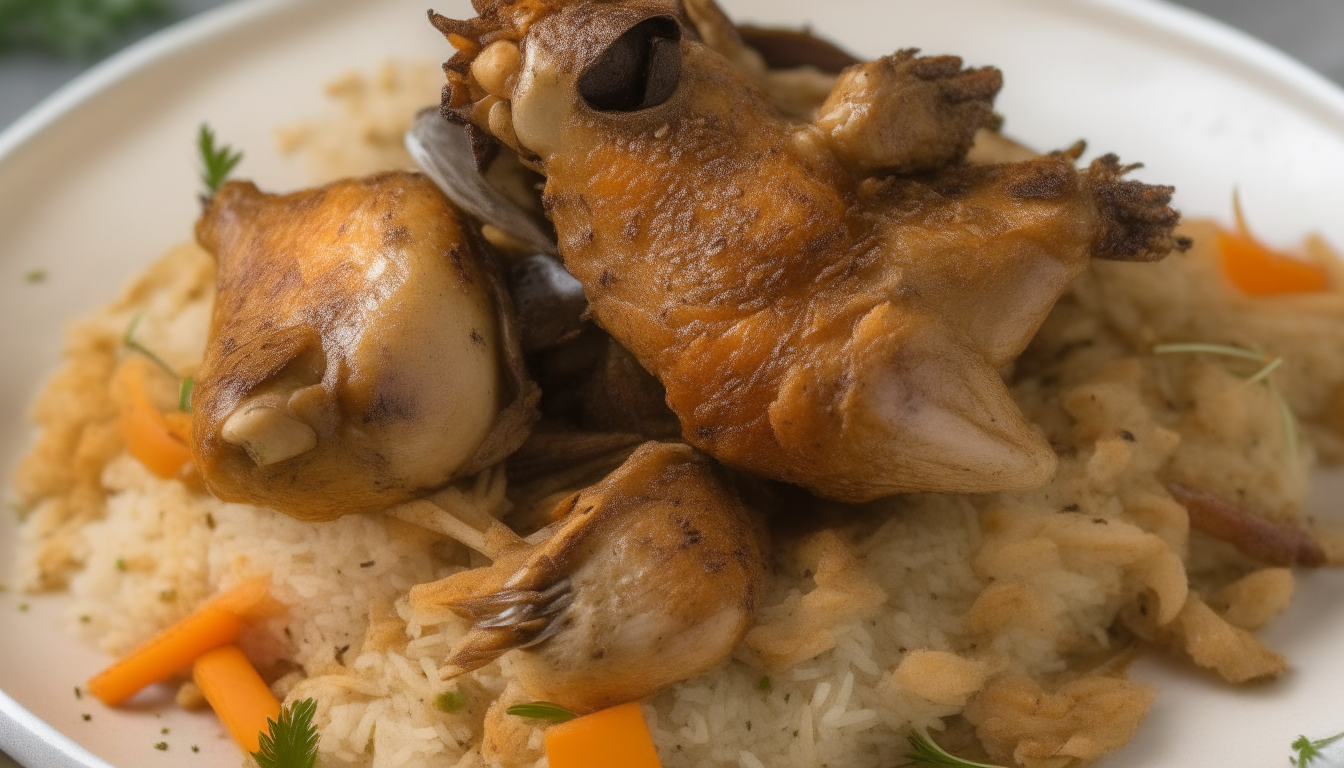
(88, 577, 275, 706)
(193, 645, 282, 755)
(1219, 194, 1330, 296)
(116, 362, 193, 479)
(544, 702, 662, 768)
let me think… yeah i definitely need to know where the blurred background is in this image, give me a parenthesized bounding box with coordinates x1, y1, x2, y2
(1, 0, 1344, 131)
(1, 0, 1342, 766)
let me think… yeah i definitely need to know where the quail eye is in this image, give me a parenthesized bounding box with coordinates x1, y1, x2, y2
(578, 16, 682, 112)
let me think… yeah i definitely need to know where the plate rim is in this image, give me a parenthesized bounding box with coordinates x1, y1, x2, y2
(4, 0, 1344, 766)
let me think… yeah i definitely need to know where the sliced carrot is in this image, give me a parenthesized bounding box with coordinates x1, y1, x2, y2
(1218, 194, 1330, 296)
(544, 702, 662, 768)
(116, 362, 193, 479)
(192, 645, 281, 755)
(87, 577, 276, 706)
(163, 411, 193, 445)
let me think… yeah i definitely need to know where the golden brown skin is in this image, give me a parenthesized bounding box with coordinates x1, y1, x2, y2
(410, 441, 766, 713)
(431, 0, 1186, 502)
(194, 172, 532, 520)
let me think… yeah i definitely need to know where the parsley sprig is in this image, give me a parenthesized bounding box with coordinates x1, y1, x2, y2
(903, 731, 1005, 768)
(198, 123, 243, 202)
(252, 698, 319, 768)
(0, 0, 168, 57)
(1292, 730, 1344, 767)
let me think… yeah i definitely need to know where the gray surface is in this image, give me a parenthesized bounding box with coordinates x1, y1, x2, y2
(1, 0, 1342, 766)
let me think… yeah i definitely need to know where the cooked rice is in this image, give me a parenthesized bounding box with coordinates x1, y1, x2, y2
(13, 60, 1344, 768)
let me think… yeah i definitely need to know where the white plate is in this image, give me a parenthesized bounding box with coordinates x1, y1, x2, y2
(2, 0, 1344, 766)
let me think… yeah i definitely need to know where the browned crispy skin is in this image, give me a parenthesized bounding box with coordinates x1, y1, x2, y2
(538, 44, 1177, 501)
(432, 0, 1187, 502)
(194, 172, 511, 520)
(411, 442, 766, 714)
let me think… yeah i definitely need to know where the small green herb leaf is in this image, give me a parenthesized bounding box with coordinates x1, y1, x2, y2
(24, 268, 47, 284)
(252, 698, 319, 768)
(198, 123, 243, 200)
(758, 676, 771, 691)
(1292, 730, 1344, 767)
(122, 313, 177, 377)
(178, 376, 195, 412)
(505, 702, 576, 723)
(902, 730, 1005, 768)
(434, 689, 466, 713)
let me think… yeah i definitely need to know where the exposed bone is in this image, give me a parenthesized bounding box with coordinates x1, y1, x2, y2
(219, 396, 317, 467)
(387, 465, 521, 559)
(472, 40, 522, 99)
(509, 41, 568, 159)
(488, 99, 519, 147)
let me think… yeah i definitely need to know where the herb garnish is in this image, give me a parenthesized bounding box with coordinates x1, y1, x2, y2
(0, 0, 168, 57)
(903, 731, 1005, 768)
(252, 698, 319, 768)
(434, 689, 466, 713)
(198, 124, 243, 202)
(123, 313, 177, 377)
(758, 676, 771, 691)
(505, 702, 577, 723)
(1153, 343, 1298, 464)
(24, 268, 47, 284)
(178, 376, 195, 412)
(1292, 730, 1344, 767)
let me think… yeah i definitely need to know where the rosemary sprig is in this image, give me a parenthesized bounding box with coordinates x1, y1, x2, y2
(903, 731, 1005, 768)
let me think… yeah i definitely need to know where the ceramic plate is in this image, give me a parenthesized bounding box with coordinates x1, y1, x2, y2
(2, 0, 1343, 766)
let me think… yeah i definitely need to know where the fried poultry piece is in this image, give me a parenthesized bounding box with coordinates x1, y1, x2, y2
(427, 0, 1187, 502)
(409, 441, 766, 714)
(193, 172, 537, 520)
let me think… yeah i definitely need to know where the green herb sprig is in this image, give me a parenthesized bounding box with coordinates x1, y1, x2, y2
(0, 0, 168, 57)
(902, 731, 1005, 768)
(252, 698, 319, 768)
(434, 689, 465, 713)
(1152, 343, 1299, 465)
(1292, 730, 1344, 767)
(505, 702, 576, 723)
(123, 313, 177, 377)
(178, 376, 194, 413)
(198, 123, 243, 202)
